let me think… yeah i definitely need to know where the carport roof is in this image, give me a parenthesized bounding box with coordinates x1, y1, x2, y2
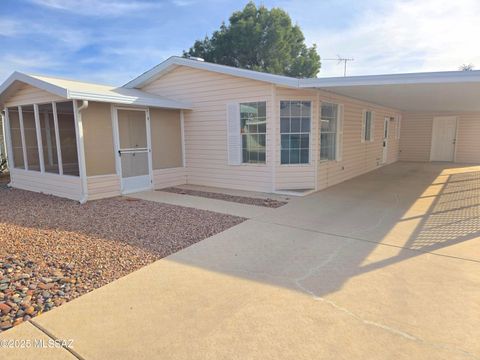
(0, 72, 192, 110)
(300, 70, 480, 112)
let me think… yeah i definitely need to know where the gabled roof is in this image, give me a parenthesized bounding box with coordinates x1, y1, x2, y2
(123, 56, 301, 89)
(0, 72, 192, 109)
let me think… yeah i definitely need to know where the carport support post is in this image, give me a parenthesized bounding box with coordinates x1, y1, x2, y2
(73, 100, 89, 204)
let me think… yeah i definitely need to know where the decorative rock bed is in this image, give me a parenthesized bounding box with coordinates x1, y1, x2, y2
(0, 188, 245, 332)
(161, 187, 288, 208)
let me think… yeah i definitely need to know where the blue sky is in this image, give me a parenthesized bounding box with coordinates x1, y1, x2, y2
(1, 0, 479, 85)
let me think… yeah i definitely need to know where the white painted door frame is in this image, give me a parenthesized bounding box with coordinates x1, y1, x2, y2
(382, 117, 389, 164)
(430, 116, 458, 162)
(112, 106, 153, 194)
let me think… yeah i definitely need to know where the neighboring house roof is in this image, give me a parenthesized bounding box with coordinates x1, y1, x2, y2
(0, 72, 192, 109)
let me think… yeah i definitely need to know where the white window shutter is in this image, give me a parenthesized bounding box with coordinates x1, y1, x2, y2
(361, 110, 366, 143)
(226, 103, 241, 165)
(396, 114, 402, 140)
(371, 111, 375, 142)
(336, 104, 344, 161)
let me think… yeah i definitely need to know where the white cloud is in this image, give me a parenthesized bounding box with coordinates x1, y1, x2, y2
(0, 19, 21, 36)
(304, 0, 480, 76)
(29, 0, 163, 16)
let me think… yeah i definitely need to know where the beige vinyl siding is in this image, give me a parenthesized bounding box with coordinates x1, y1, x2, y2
(149, 108, 183, 169)
(142, 66, 275, 192)
(81, 102, 116, 176)
(5, 84, 64, 107)
(153, 167, 186, 189)
(87, 174, 121, 200)
(399, 113, 433, 161)
(456, 113, 480, 163)
(400, 112, 480, 163)
(10, 168, 82, 200)
(316, 91, 400, 190)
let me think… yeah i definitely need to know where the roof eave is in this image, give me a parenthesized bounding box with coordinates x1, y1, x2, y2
(68, 91, 192, 110)
(299, 70, 480, 88)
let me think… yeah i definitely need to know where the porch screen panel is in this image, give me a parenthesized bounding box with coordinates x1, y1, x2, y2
(117, 110, 147, 149)
(39, 103, 59, 174)
(21, 105, 41, 171)
(120, 152, 149, 178)
(7, 107, 25, 169)
(56, 101, 79, 176)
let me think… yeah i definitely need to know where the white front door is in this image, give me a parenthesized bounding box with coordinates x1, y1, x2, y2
(114, 108, 153, 194)
(382, 117, 389, 164)
(430, 116, 457, 162)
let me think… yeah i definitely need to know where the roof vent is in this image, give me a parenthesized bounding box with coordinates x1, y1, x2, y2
(187, 56, 205, 62)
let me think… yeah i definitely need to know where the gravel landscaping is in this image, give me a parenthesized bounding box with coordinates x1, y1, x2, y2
(161, 187, 288, 208)
(0, 188, 245, 332)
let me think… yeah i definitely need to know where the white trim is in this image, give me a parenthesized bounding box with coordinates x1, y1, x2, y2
(4, 108, 14, 170)
(18, 106, 28, 170)
(180, 109, 186, 167)
(73, 100, 89, 203)
(33, 104, 45, 173)
(52, 102, 63, 175)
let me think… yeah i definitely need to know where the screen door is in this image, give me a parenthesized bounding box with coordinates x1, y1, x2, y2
(115, 108, 152, 193)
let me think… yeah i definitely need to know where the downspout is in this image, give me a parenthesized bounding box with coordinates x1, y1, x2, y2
(74, 100, 89, 204)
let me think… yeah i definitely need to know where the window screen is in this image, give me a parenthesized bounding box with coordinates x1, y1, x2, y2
(280, 101, 311, 164)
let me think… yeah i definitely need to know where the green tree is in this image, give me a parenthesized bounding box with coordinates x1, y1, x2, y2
(183, 2, 321, 78)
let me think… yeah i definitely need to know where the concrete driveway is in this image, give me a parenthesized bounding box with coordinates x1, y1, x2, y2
(2, 162, 480, 359)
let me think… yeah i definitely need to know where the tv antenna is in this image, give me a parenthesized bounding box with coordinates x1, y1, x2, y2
(323, 55, 355, 76)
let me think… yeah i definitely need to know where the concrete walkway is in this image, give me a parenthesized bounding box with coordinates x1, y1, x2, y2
(2, 162, 480, 359)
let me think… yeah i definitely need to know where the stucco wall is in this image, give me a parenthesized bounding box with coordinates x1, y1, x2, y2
(82, 102, 116, 176)
(150, 108, 183, 169)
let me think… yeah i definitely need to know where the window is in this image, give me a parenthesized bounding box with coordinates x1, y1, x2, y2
(362, 110, 374, 142)
(7, 107, 25, 169)
(21, 105, 41, 171)
(320, 102, 339, 161)
(280, 101, 311, 164)
(39, 103, 59, 174)
(240, 102, 266, 163)
(56, 101, 79, 176)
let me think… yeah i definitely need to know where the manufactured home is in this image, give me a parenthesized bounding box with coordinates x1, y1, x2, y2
(0, 57, 479, 202)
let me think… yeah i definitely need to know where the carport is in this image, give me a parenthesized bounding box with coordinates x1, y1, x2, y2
(302, 70, 480, 164)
